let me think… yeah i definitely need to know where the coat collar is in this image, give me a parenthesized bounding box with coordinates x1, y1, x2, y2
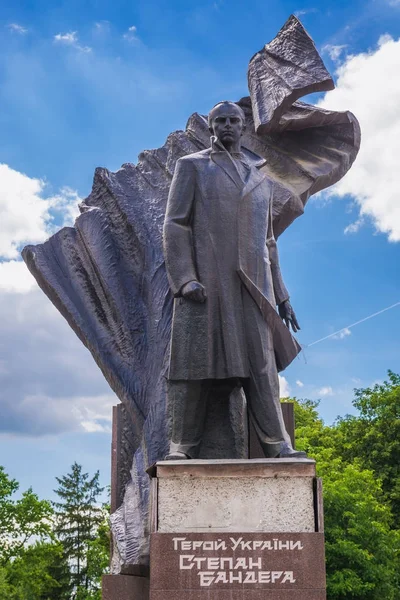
(210, 136, 267, 198)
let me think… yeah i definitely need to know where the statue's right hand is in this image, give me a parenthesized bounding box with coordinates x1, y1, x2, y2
(181, 280, 207, 303)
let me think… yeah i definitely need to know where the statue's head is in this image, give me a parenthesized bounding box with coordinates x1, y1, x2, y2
(208, 101, 246, 147)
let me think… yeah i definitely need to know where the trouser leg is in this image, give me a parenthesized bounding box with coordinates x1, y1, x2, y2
(242, 373, 291, 458)
(168, 379, 210, 458)
(241, 287, 291, 458)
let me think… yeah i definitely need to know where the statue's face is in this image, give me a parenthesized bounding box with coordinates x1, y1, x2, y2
(209, 104, 244, 146)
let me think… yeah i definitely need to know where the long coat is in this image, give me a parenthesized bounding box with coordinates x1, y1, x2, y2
(163, 141, 301, 380)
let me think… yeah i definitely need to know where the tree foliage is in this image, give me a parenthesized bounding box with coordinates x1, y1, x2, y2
(293, 372, 400, 599)
(334, 371, 400, 526)
(53, 462, 107, 597)
(0, 464, 109, 600)
(0, 467, 53, 565)
(5, 542, 71, 600)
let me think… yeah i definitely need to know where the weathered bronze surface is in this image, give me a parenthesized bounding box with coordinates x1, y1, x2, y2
(22, 15, 359, 572)
(164, 101, 304, 460)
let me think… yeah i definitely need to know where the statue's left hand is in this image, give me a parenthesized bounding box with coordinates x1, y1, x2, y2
(279, 300, 300, 333)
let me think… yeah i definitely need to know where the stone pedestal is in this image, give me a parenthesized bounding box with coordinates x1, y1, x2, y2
(149, 459, 326, 600)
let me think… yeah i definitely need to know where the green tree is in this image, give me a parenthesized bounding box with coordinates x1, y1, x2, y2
(74, 511, 110, 600)
(0, 466, 53, 565)
(0, 567, 13, 599)
(334, 371, 400, 526)
(53, 462, 105, 597)
(320, 455, 399, 599)
(5, 542, 72, 600)
(293, 398, 400, 599)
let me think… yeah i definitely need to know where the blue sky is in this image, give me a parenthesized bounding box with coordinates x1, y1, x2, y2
(0, 0, 400, 501)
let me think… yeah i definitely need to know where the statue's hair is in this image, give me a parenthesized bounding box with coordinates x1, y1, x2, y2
(208, 101, 246, 127)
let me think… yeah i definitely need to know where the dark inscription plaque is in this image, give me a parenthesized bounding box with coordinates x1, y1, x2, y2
(150, 532, 326, 599)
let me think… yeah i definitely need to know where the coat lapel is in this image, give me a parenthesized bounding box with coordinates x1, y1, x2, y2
(241, 165, 267, 199)
(209, 137, 268, 198)
(210, 151, 244, 191)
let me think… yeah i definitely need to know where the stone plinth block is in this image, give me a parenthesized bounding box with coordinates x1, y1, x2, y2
(149, 459, 326, 600)
(102, 574, 149, 600)
(153, 459, 319, 533)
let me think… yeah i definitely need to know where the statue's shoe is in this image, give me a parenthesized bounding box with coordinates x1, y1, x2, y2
(164, 451, 190, 460)
(277, 442, 307, 459)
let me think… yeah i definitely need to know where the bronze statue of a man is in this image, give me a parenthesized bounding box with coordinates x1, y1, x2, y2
(163, 100, 306, 460)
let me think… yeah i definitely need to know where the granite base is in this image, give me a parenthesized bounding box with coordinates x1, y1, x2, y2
(148, 459, 326, 600)
(102, 574, 149, 600)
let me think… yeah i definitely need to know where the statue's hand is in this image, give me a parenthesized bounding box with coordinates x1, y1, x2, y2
(279, 300, 300, 333)
(181, 280, 207, 303)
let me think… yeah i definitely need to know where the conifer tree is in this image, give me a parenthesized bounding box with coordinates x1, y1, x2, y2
(53, 462, 105, 596)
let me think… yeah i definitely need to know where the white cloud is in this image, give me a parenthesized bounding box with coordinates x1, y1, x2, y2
(81, 420, 109, 433)
(0, 161, 111, 436)
(322, 44, 347, 62)
(7, 23, 28, 34)
(0, 164, 50, 259)
(54, 31, 91, 53)
(0, 260, 36, 293)
(279, 375, 291, 398)
(54, 31, 78, 44)
(123, 25, 139, 43)
(0, 288, 115, 437)
(4, 391, 114, 436)
(294, 8, 318, 17)
(296, 380, 304, 388)
(0, 164, 80, 260)
(332, 327, 352, 340)
(344, 217, 364, 235)
(50, 187, 81, 226)
(318, 386, 334, 397)
(94, 20, 110, 32)
(16, 392, 114, 434)
(72, 393, 115, 432)
(319, 35, 400, 241)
